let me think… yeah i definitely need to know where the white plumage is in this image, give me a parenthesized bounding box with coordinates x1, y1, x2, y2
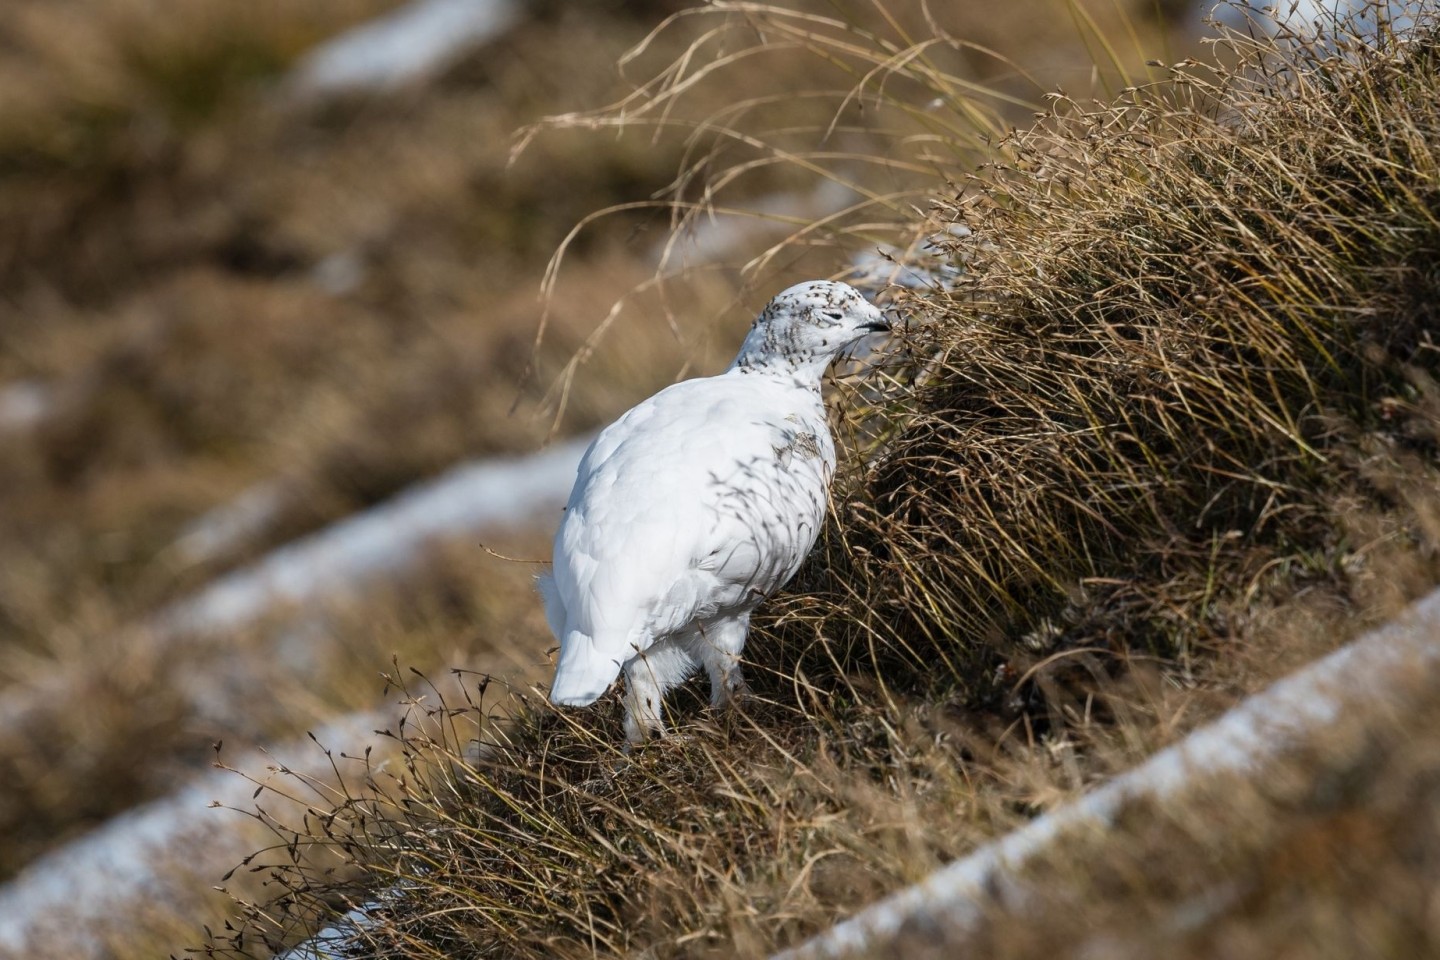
(539, 280, 890, 742)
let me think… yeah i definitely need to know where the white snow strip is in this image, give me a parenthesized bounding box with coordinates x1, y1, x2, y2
(773, 585, 1440, 959)
(0, 709, 391, 956)
(848, 224, 971, 295)
(277, 902, 385, 960)
(158, 437, 587, 637)
(288, 0, 523, 98)
(0, 379, 53, 433)
(0, 438, 586, 734)
(170, 479, 289, 567)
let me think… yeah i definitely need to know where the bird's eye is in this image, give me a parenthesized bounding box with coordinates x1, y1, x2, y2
(821, 310, 843, 323)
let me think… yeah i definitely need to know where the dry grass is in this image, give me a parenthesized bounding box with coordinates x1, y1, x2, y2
(516, 0, 1177, 414)
(869, 645, 1440, 960)
(198, 4, 1440, 960)
(14, 0, 1440, 958)
(811, 3, 1440, 698)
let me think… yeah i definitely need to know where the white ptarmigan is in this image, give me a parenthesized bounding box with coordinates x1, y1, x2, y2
(539, 280, 890, 742)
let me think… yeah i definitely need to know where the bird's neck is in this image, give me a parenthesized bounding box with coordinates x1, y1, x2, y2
(728, 350, 831, 384)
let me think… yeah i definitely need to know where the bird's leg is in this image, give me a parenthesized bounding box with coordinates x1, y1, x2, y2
(622, 666, 665, 744)
(621, 642, 696, 743)
(711, 662, 751, 710)
(696, 616, 752, 710)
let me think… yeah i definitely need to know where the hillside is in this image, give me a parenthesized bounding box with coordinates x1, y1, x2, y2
(3, 1, 1439, 958)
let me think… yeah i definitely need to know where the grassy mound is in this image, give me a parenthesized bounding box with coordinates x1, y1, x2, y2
(788, 8, 1440, 710)
(207, 5, 1440, 959)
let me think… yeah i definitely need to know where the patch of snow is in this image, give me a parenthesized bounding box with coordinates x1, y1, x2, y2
(773, 584, 1440, 959)
(311, 249, 367, 297)
(278, 909, 376, 960)
(0, 380, 53, 433)
(1206, 0, 1416, 37)
(0, 710, 389, 956)
(277, 906, 376, 960)
(159, 436, 587, 638)
(847, 224, 969, 295)
(170, 479, 288, 567)
(288, 0, 523, 99)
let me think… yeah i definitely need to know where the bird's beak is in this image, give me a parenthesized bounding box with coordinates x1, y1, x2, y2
(859, 313, 892, 333)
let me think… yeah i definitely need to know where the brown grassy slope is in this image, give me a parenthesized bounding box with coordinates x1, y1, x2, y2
(866, 594, 1440, 960)
(203, 6, 1440, 960)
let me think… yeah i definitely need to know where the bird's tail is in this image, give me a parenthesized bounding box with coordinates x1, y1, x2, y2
(535, 570, 565, 641)
(549, 629, 623, 707)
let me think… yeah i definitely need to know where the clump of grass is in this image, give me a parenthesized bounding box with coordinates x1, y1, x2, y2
(201, 664, 1054, 958)
(207, 4, 1440, 959)
(780, 0, 1440, 708)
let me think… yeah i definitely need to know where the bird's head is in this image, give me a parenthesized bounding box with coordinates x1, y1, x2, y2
(730, 280, 891, 376)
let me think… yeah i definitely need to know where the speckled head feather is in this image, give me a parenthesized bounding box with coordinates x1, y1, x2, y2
(730, 280, 890, 377)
